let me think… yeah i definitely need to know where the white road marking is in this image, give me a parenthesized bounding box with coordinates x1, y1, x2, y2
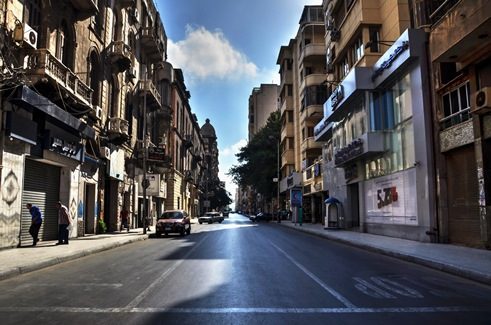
(125, 234, 209, 308)
(353, 277, 396, 299)
(371, 277, 423, 298)
(19, 283, 123, 288)
(0, 306, 486, 314)
(269, 241, 356, 308)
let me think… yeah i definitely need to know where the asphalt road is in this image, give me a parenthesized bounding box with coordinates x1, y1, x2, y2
(0, 213, 490, 324)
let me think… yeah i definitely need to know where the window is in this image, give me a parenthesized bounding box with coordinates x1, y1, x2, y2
(369, 27, 381, 52)
(340, 55, 350, 78)
(440, 82, 471, 129)
(351, 37, 364, 63)
(25, 0, 41, 30)
(287, 84, 293, 96)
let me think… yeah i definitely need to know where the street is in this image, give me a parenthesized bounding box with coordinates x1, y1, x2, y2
(0, 213, 490, 325)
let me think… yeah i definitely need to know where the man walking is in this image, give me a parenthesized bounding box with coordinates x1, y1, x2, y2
(56, 201, 71, 245)
(27, 203, 42, 246)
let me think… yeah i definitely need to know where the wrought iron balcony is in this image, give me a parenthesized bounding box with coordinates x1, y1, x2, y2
(140, 26, 166, 62)
(137, 79, 161, 109)
(25, 49, 92, 108)
(107, 41, 134, 72)
(107, 117, 129, 143)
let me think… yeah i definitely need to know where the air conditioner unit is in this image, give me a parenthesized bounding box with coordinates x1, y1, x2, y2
(472, 87, 491, 114)
(14, 22, 38, 49)
(100, 146, 111, 159)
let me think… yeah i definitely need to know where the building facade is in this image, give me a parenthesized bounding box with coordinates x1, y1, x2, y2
(0, 0, 183, 248)
(314, 0, 436, 242)
(412, 0, 491, 248)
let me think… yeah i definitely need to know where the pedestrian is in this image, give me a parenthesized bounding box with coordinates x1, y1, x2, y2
(26, 203, 42, 246)
(120, 209, 129, 232)
(56, 201, 71, 245)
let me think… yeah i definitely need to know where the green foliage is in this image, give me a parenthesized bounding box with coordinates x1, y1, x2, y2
(210, 182, 233, 210)
(97, 219, 107, 234)
(228, 111, 281, 200)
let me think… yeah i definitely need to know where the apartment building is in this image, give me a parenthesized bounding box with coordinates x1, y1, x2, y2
(412, 0, 491, 248)
(314, 0, 435, 242)
(248, 84, 279, 139)
(0, 0, 181, 248)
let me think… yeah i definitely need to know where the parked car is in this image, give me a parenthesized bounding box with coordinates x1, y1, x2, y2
(199, 211, 224, 224)
(249, 212, 272, 222)
(155, 210, 191, 237)
(222, 208, 231, 217)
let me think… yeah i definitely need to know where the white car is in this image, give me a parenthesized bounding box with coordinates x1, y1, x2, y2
(198, 212, 224, 224)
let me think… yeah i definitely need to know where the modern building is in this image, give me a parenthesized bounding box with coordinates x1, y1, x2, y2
(248, 84, 279, 139)
(277, 5, 327, 224)
(314, 0, 436, 242)
(412, 0, 491, 248)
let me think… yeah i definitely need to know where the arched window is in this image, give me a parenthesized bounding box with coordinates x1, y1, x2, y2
(89, 51, 101, 107)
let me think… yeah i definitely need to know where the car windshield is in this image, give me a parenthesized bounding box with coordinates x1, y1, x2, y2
(159, 212, 182, 219)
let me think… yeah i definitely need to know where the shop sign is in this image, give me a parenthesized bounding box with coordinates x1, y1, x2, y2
(147, 147, 167, 161)
(46, 136, 83, 161)
(372, 41, 409, 81)
(331, 85, 344, 110)
(334, 138, 363, 165)
(365, 169, 417, 225)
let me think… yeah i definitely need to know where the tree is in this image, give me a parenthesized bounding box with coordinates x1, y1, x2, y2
(229, 111, 281, 201)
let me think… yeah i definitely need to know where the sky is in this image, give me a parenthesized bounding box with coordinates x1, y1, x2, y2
(156, 0, 322, 208)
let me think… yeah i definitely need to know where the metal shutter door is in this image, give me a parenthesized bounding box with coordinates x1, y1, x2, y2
(20, 159, 60, 246)
(446, 145, 481, 246)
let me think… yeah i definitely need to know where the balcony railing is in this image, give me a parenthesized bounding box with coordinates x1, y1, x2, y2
(107, 117, 129, 138)
(137, 79, 161, 109)
(299, 43, 325, 63)
(26, 49, 92, 107)
(300, 104, 323, 123)
(140, 26, 166, 62)
(301, 137, 323, 153)
(107, 41, 134, 72)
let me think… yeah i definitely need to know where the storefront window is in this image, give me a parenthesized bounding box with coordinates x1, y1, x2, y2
(366, 73, 414, 178)
(332, 96, 366, 152)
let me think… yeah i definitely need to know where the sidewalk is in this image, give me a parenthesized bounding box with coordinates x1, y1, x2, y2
(0, 228, 149, 281)
(277, 220, 491, 285)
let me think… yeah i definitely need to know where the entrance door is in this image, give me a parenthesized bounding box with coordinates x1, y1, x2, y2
(446, 145, 480, 246)
(84, 183, 96, 234)
(347, 183, 360, 228)
(21, 159, 60, 245)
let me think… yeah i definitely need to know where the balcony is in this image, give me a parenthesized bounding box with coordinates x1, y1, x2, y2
(107, 41, 134, 72)
(334, 132, 385, 167)
(183, 134, 194, 150)
(280, 96, 293, 115)
(137, 80, 161, 109)
(300, 104, 323, 123)
(299, 43, 325, 63)
(300, 73, 325, 91)
(281, 149, 295, 167)
(301, 137, 323, 154)
(140, 26, 166, 62)
(69, 0, 98, 16)
(429, 0, 491, 62)
(107, 117, 129, 144)
(281, 122, 294, 140)
(26, 49, 92, 109)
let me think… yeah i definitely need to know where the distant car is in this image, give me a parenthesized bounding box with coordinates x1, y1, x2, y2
(222, 209, 231, 217)
(250, 212, 272, 222)
(155, 210, 191, 237)
(199, 212, 224, 224)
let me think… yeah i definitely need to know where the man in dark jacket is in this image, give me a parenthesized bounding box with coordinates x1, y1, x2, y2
(26, 203, 43, 246)
(56, 201, 71, 245)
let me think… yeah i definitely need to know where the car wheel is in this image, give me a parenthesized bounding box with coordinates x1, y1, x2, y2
(155, 231, 161, 238)
(164, 232, 168, 237)
(199, 221, 202, 224)
(219, 220, 223, 223)
(208, 220, 212, 224)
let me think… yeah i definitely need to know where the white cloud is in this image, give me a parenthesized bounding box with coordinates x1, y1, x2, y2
(221, 138, 247, 157)
(168, 26, 258, 81)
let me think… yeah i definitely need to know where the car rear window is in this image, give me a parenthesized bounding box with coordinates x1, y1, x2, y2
(159, 212, 182, 219)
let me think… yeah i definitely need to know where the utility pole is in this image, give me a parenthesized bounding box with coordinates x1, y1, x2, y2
(142, 81, 148, 235)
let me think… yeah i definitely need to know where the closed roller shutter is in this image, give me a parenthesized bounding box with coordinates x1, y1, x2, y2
(20, 159, 60, 246)
(446, 145, 481, 247)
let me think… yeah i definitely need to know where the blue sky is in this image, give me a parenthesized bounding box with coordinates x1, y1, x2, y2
(156, 0, 321, 207)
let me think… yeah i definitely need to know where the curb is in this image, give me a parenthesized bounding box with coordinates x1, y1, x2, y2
(0, 235, 148, 281)
(280, 223, 491, 286)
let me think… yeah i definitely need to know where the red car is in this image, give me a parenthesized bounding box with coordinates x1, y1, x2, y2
(155, 210, 191, 237)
